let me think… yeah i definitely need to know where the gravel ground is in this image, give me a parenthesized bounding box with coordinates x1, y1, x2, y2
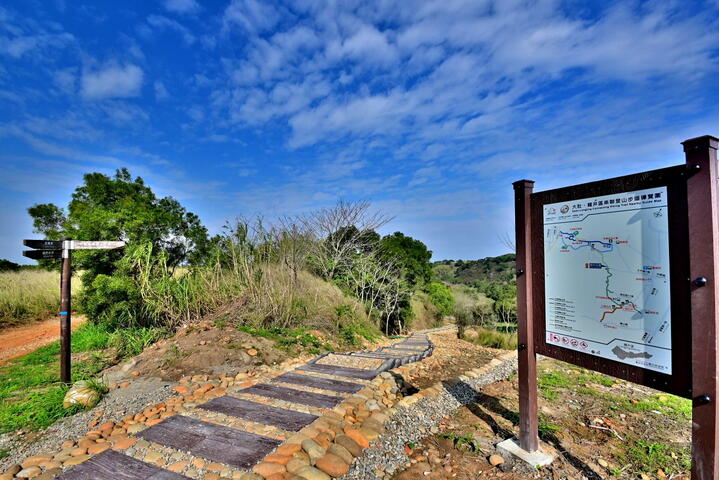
(342, 353, 518, 480)
(0, 377, 176, 471)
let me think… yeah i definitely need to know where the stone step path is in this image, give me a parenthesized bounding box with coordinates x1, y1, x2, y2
(198, 397, 317, 432)
(53, 332, 434, 480)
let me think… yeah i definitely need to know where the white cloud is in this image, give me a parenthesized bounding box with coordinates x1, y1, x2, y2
(0, 7, 74, 58)
(211, 0, 718, 155)
(154, 80, 169, 100)
(163, 0, 199, 14)
(146, 15, 195, 45)
(53, 68, 76, 95)
(223, 0, 281, 33)
(81, 63, 143, 100)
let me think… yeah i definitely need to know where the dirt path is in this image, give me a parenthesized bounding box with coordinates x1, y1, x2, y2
(0, 315, 86, 365)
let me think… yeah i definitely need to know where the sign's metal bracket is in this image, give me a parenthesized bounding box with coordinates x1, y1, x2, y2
(686, 164, 701, 177)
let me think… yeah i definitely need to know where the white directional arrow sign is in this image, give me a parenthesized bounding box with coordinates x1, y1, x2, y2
(69, 240, 126, 250)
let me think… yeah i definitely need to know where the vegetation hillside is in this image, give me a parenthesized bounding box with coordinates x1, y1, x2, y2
(434, 254, 515, 284)
(19, 169, 452, 338)
(433, 253, 518, 349)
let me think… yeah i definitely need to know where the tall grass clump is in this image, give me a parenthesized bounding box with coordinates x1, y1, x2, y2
(124, 219, 376, 338)
(0, 270, 81, 328)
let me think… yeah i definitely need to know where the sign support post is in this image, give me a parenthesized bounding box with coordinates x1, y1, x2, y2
(22, 238, 125, 385)
(513, 179, 539, 452)
(685, 135, 719, 480)
(60, 238, 72, 384)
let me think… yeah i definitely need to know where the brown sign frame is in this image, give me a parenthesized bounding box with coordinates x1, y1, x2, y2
(530, 164, 692, 398)
(513, 135, 719, 478)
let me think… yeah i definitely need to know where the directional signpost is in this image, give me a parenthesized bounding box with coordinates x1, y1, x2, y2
(511, 135, 719, 478)
(22, 237, 126, 384)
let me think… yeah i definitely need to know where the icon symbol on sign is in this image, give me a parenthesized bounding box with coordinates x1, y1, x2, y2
(580, 341, 588, 349)
(562, 337, 569, 344)
(570, 339, 579, 347)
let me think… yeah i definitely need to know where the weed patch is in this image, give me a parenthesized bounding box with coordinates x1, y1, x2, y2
(0, 322, 165, 433)
(237, 326, 329, 354)
(622, 440, 691, 474)
(464, 327, 517, 350)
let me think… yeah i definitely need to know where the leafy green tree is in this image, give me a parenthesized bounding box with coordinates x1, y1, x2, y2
(426, 281, 455, 319)
(28, 168, 209, 327)
(0, 259, 20, 272)
(378, 232, 433, 288)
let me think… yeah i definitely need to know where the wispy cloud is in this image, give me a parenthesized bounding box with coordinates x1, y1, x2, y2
(214, 0, 719, 157)
(163, 0, 200, 14)
(146, 14, 196, 45)
(2, 1, 718, 262)
(81, 63, 144, 100)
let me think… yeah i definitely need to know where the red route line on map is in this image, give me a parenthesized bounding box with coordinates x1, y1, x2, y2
(599, 305, 622, 323)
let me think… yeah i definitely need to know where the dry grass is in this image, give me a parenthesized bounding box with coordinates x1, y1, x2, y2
(207, 265, 370, 332)
(0, 270, 82, 328)
(409, 291, 439, 330)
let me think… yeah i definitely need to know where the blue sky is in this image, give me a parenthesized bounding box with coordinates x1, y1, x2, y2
(1, 0, 718, 263)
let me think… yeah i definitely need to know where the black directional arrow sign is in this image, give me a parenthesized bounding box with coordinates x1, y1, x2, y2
(23, 249, 62, 260)
(23, 239, 63, 250)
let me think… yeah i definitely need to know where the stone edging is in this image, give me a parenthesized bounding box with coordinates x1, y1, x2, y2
(340, 350, 518, 480)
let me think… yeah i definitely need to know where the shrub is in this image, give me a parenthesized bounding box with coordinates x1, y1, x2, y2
(464, 326, 518, 350)
(425, 282, 455, 319)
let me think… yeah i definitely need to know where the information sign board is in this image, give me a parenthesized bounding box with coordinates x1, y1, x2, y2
(543, 186, 672, 374)
(529, 165, 691, 397)
(512, 135, 719, 479)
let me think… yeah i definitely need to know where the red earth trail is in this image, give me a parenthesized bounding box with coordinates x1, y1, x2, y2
(0, 315, 86, 365)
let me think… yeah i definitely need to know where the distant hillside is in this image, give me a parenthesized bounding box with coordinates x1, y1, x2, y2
(434, 253, 516, 285)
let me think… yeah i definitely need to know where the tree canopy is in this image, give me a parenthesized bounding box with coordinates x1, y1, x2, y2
(28, 168, 209, 325)
(378, 231, 433, 288)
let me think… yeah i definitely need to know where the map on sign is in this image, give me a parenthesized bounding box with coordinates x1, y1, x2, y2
(543, 187, 671, 374)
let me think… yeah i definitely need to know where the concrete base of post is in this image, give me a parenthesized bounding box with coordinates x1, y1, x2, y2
(496, 438, 554, 468)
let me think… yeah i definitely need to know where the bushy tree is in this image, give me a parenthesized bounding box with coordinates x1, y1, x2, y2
(378, 232, 433, 288)
(425, 281, 455, 319)
(28, 168, 209, 327)
(0, 259, 20, 272)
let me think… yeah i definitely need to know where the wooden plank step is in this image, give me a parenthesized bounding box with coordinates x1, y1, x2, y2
(273, 372, 364, 394)
(299, 363, 378, 380)
(238, 383, 343, 409)
(198, 396, 317, 431)
(351, 352, 407, 358)
(137, 415, 281, 469)
(55, 450, 190, 480)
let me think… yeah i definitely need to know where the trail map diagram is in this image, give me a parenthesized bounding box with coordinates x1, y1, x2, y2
(543, 187, 672, 374)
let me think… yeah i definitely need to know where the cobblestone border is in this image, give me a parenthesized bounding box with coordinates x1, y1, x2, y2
(341, 350, 518, 480)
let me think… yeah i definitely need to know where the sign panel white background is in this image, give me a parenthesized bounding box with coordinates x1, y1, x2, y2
(543, 187, 672, 374)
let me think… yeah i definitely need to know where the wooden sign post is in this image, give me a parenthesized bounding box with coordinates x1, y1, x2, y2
(685, 135, 719, 478)
(513, 134, 719, 477)
(23, 238, 126, 384)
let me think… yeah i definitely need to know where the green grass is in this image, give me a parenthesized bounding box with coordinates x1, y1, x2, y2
(237, 325, 331, 354)
(0, 322, 167, 433)
(607, 392, 691, 419)
(621, 440, 691, 474)
(439, 432, 482, 452)
(464, 327, 518, 350)
(338, 321, 381, 347)
(538, 414, 562, 438)
(538, 368, 616, 401)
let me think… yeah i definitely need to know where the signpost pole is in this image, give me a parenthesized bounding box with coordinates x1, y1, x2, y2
(513, 179, 539, 452)
(685, 135, 719, 480)
(60, 238, 72, 384)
